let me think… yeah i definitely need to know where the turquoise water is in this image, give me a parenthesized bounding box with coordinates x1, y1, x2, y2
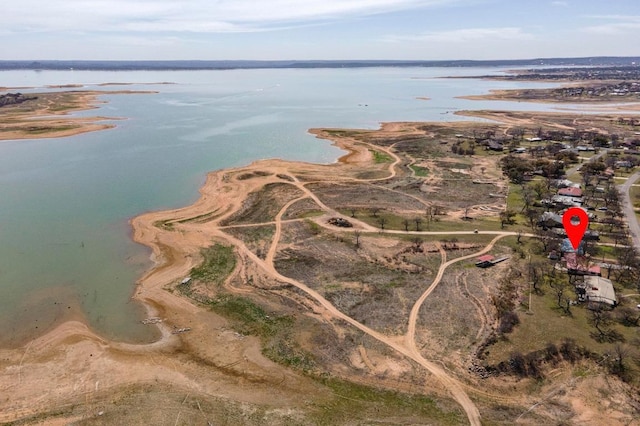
(0, 67, 603, 346)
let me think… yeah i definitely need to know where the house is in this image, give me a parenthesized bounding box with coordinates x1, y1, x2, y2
(475, 254, 495, 268)
(558, 187, 583, 198)
(561, 238, 585, 254)
(615, 160, 633, 169)
(539, 211, 563, 229)
(582, 276, 618, 308)
(551, 195, 582, 207)
(486, 141, 504, 151)
(565, 252, 600, 275)
(555, 179, 577, 188)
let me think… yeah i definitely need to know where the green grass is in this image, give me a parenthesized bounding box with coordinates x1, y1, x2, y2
(209, 295, 292, 338)
(485, 283, 639, 366)
(208, 294, 315, 371)
(506, 183, 524, 212)
(410, 164, 429, 177)
(310, 377, 463, 425)
(188, 244, 236, 286)
(370, 149, 393, 164)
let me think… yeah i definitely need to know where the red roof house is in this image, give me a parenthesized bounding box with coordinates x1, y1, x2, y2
(558, 187, 583, 197)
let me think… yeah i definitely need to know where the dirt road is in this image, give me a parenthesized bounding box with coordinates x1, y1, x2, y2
(619, 170, 640, 251)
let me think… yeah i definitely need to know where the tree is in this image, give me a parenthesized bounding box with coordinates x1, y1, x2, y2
(499, 209, 516, 229)
(606, 343, 631, 378)
(370, 207, 381, 218)
(349, 207, 357, 218)
(499, 155, 533, 184)
(463, 206, 471, 220)
(425, 207, 434, 230)
(402, 218, 410, 232)
(588, 307, 618, 342)
(527, 260, 549, 293)
(521, 186, 535, 213)
(546, 273, 570, 310)
(414, 217, 423, 232)
(377, 217, 387, 230)
(617, 306, 640, 327)
(524, 208, 539, 230)
(530, 180, 548, 201)
(353, 229, 361, 249)
(411, 236, 423, 252)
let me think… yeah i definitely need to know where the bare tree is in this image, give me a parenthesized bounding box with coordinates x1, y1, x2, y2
(349, 207, 357, 218)
(589, 307, 613, 342)
(463, 206, 471, 220)
(414, 217, 423, 232)
(371, 207, 381, 218)
(377, 217, 387, 230)
(411, 236, 423, 252)
(546, 274, 570, 310)
(527, 260, 548, 294)
(607, 343, 631, 377)
(353, 229, 361, 249)
(402, 218, 410, 232)
(617, 306, 640, 327)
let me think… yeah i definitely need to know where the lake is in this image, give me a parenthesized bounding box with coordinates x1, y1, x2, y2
(0, 66, 610, 346)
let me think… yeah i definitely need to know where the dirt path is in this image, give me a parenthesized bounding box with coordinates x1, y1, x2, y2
(226, 187, 522, 425)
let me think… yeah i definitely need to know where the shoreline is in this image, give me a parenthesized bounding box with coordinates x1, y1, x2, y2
(458, 89, 640, 109)
(3, 87, 640, 422)
(0, 89, 156, 142)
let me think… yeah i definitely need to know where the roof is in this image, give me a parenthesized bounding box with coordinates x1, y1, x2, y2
(558, 187, 583, 197)
(584, 276, 618, 306)
(540, 211, 562, 225)
(561, 239, 585, 254)
(551, 195, 582, 206)
(477, 255, 495, 262)
(565, 252, 599, 274)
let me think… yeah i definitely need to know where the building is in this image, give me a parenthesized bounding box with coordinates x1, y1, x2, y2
(551, 194, 583, 207)
(475, 255, 495, 268)
(558, 187, 583, 198)
(582, 276, 618, 308)
(475, 255, 509, 268)
(561, 239, 585, 255)
(565, 252, 600, 275)
(539, 211, 563, 229)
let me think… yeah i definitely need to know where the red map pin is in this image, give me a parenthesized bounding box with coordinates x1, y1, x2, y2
(562, 207, 589, 250)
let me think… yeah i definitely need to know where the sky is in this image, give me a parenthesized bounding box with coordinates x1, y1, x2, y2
(1, 0, 639, 60)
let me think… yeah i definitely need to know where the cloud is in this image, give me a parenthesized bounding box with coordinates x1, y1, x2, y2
(383, 27, 534, 43)
(582, 15, 640, 35)
(1, 0, 460, 34)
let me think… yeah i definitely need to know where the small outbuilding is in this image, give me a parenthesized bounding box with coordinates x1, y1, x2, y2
(584, 276, 618, 308)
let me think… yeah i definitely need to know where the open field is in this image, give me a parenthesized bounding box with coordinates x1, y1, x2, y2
(3, 87, 640, 425)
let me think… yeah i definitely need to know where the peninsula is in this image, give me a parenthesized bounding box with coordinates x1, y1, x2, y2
(2, 73, 640, 425)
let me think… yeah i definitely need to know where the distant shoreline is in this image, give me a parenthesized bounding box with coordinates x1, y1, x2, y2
(1, 56, 638, 71)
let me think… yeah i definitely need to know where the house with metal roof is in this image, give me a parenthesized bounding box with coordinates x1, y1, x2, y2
(583, 276, 618, 308)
